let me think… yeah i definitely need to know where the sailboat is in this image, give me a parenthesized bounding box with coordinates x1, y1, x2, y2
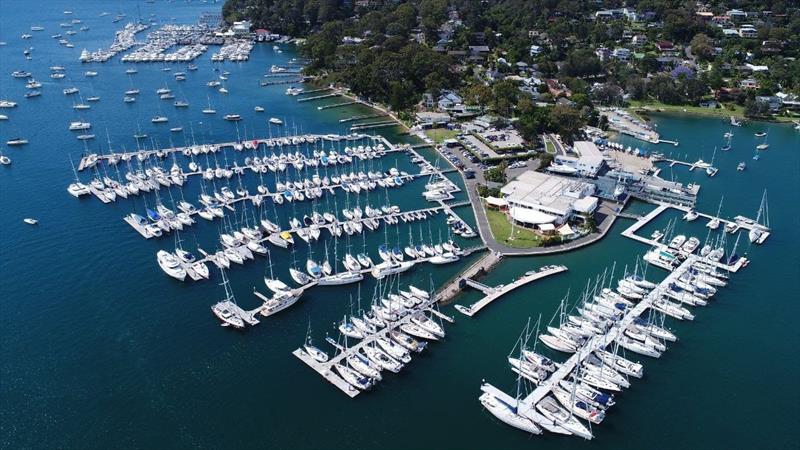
(202, 95, 216, 114)
(748, 190, 769, 244)
(211, 268, 247, 328)
(705, 147, 718, 177)
(302, 322, 329, 363)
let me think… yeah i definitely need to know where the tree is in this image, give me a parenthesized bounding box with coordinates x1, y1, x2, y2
(549, 105, 584, 143)
(462, 84, 492, 106)
(516, 105, 551, 141)
(491, 80, 520, 116)
(626, 77, 648, 101)
(690, 33, 715, 61)
(560, 49, 603, 78)
(744, 98, 771, 118)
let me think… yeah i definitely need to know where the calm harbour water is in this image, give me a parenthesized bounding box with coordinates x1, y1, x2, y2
(1, 2, 799, 449)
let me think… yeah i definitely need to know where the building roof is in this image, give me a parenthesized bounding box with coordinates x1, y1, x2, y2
(573, 196, 598, 214)
(573, 141, 604, 168)
(485, 196, 508, 207)
(501, 170, 594, 217)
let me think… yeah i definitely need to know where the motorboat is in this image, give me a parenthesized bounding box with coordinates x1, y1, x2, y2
(156, 250, 187, 281)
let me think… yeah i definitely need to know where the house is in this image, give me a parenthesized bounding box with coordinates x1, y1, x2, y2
(738, 26, 758, 38)
(755, 96, 782, 112)
(622, 8, 639, 21)
(595, 9, 623, 21)
(740, 78, 759, 89)
(595, 47, 612, 61)
(715, 87, 742, 100)
(744, 63, 769, 73)
(231, 20, 251, 35)
(415, 112, 451, 127)
(529, 45, 543, 56)
(695, 11, 714, 21)
(656, 41, 678, 56)
(776, 92, 800, 111)
(545, 79, 571, 98)
(726, 9, 747, 21)
(469, 45, 490, 59)
(612, 47, 631, 62)
(341, 36, 364, 45)
(437, 91, 464, 110)
(712, 15, 732, 27)
(722, 29, 740, 38)
(631, 35, 647, 48)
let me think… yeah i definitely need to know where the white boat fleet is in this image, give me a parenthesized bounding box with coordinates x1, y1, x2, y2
(481, 254, 736, 440)
(298, 280, 448, 392)
(80, 22, 149, 62)
(211, 39, 254, 62)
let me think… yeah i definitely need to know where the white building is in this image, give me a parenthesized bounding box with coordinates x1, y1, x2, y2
(500, 170, 598, 228)
(232, 20, 251, 34)
(550, 141, 605, 177)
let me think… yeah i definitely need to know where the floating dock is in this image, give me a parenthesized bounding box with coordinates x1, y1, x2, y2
(619, 203, 767, 273)
(293, 292, 445, 398)
(77, 133, 378, 171)
(524, 256, 693, 409)
(457, 265, 568, 317)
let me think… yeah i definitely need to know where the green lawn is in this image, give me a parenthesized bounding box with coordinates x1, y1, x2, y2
(424, 128, 460, 144)
(485, 208, 543, 249)
(627, 99, 746, 120)
(625, 99, 800, 123)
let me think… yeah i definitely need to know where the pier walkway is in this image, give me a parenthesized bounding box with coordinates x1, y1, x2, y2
(297, 93, 341, 102)
(516, 256, 696, 412)
(293, 291, 445, 398)
(458, 265, 568, 317)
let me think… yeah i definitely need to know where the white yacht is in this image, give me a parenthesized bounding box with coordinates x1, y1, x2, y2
(156, 250, 187, 281)
(260, 290, 301, 317)
(69, 121, 91, 131)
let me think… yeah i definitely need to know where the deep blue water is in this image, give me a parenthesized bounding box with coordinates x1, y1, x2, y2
(2, 1, 799, 449)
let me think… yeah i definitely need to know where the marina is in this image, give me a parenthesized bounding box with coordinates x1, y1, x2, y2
(481, 253, 742, 440)
(1, 2, 797, 449)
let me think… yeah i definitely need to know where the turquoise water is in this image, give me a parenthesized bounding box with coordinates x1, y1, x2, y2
(2, 2, 799, 449)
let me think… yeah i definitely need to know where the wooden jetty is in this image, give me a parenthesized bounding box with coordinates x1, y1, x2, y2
(317, 101, 358, 110)
(260, 78, 304, 86)
(339, 113, 388, 123)
(297, 93, 341, 102)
